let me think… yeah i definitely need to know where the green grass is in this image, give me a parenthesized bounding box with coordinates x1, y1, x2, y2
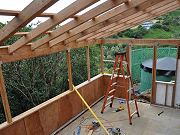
(143, 29, 173, 39)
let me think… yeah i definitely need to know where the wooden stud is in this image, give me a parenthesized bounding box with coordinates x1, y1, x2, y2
(86, 46, 91, 81)
(172, 46, 180, 107)
(102, 39, 180, 46)
(0, 0, 58, 44)
(66, 48, 73, 91)
(151, 44, 157, 104)
(100, 43, 104, 74)
(126, 44, 132, 74)
(0, 62, 12, 123)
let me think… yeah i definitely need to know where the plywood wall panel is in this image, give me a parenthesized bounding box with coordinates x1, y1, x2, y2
(166, 85, 173, 106)
(0, 75, 104, 135)
(156, 83, 166, 105)
(58, 94, 74, 126)
(0, 120, 27, 135)
(24, 111, 44, 135)
(38, 101, 59, 135)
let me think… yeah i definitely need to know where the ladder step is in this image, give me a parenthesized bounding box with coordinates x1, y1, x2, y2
(122, 61, 128, 65)
(103, 60, 115, 63)
(129, 100, 135, 104)
(125, 75, 131, 79)
(115, 68, 120, 71)
(127, 88, 133, 92)
(105, 101, 112, 107)
(108, 89, 116, 94)
(107, 95, 113, 101)
(111, 82, 117, 87)
(131, 111, 137, 118)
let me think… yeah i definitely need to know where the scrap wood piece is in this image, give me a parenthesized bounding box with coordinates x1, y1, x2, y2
(88, 130, 93, 135)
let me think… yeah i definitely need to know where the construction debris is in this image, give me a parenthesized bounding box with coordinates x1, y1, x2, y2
(158, 111, 164, 116)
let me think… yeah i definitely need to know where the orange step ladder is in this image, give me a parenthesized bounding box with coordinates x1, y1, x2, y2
(101, 51, 140, 125)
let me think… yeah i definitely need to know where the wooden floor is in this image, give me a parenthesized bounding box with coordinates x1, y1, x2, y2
(55, 99, 180, 135)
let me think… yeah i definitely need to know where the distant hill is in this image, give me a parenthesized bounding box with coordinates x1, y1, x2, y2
(111, 9, 180, 39)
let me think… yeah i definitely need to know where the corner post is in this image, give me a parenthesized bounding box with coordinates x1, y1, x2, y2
(86, 46, 91, 81)
(0, 61, 12, 123)
(66, 48, 73, 91)
(151, 44, 157, 104)
(100, 40, 104, 74)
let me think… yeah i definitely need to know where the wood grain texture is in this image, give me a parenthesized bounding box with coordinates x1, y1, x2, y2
(0, 0, 58, 44)
(0, 74, 105, 135)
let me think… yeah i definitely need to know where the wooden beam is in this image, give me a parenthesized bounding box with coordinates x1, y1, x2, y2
(30, 0, 128, 50)
(14, 31, 52, 36)
(86, 46, 91, 81)
(102, 39, 180, 45)
(100, 43, 104, 74)
(8, 0, 99, 53)
(0, 62, 12, 123)
(0, 9, 55, 17)
(66, 49, 73, 91)
(0, 0, 58, 44)
(49, 0, 161, 47)
(151, 45, 157, 104)
(0, 40, 100, 63)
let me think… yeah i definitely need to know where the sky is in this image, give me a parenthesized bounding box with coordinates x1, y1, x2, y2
(0, 0, 106, 27)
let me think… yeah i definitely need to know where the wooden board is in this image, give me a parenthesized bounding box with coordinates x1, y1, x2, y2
(0, 74, 104, 135)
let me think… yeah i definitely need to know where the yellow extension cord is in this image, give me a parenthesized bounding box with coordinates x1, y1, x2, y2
(71, 82, 110, 135)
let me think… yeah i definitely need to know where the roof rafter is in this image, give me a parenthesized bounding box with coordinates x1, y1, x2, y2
(70, 0, 175, 42)
(48, 0, 168, 47)
(30, 0, 128, 50)
(8, 0, 99, 53)
(87, 1, 179, 40)
(0, 0, 59, 44)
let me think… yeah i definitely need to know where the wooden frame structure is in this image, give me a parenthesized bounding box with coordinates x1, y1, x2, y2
(0, 0, 179, 129)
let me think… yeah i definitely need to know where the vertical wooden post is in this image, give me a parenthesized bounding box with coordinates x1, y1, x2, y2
(86, 46, 91, 81)
(173, 46, 180, 107)
(126, 44, 132, 74)
(66, 48, 73, 91)
(0, 62, 12, 123)
(151, 45, 157, 104)
(100, 43, 104, 74)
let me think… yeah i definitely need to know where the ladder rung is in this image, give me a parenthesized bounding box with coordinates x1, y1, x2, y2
(129, 100, 135, 104)
(125, 75, 131, 79)
(111, 82, 117, 87)
(127, 88, 133, 92)
(108, 89, 116, 94)
(105, 102, 112, 107)
(115, 68, 120, 71)
(131, 111, 137, 118)
(122, 61, 128, 65)
(103, 60, 115, 63)
(107, 95, 113, 101)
